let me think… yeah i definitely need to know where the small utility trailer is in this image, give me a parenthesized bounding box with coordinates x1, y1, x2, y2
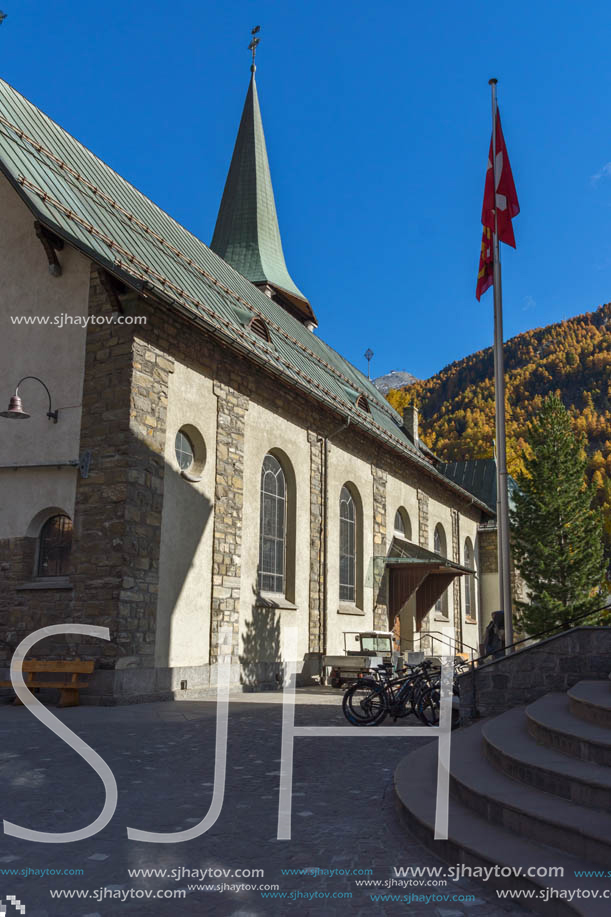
(323, 631, 401, 688)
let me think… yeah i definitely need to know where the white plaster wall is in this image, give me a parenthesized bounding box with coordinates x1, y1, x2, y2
(423, 497, 455, 645)
(480, 571, 500, 633)
(240, 402, 310, 666)
(460, 518, 482, 658)
(155, 361, 216, 668)
(386, 476, 418, 544)
(0, 177, 90, 539)
(385, 474, 418, 652)
(326, 444, 375, 655)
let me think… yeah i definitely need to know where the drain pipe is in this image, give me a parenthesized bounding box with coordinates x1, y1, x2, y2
(318, 416, 351, 664)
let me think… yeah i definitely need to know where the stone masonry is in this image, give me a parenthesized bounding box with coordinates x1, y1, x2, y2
(451, 508, 461, 646)
(459, 626, 611, 722)
(308, 431, 323, 653)
(70, 268, 168, 667)
(210, 381, 248, 665)
(372, 466, 388, 631)
(417, 488, 429, 549)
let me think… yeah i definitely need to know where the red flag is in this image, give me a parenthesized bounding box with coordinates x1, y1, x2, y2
(476, 109, 519, 300)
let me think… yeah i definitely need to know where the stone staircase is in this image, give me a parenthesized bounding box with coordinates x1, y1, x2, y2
(394, 680, 611, 915)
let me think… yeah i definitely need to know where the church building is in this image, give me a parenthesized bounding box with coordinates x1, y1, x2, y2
(0, 63, 500, 701)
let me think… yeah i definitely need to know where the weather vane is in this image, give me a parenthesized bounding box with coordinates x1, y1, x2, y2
(364, 348, 374, 379)
(248, 25, 260, 72)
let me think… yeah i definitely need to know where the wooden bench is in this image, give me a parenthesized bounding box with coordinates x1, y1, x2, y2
(0, 660, 95, 707)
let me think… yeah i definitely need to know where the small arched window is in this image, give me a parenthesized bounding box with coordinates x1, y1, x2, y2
(394, 507, 412, 541)
(38, 514, 72, 577)
(464, 537, 476, 621)
(259, 454, 286, 594)
(249, 316, 271, 342)
(356, 394, 370, 414)
(434, 523, 448, 617)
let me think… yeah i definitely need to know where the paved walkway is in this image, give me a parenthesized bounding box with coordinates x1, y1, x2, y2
(0, 690, 528, 916)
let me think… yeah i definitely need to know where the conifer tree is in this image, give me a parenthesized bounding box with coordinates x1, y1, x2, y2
(510, 394, 605, 633)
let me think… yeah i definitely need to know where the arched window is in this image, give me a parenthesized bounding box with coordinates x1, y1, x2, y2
(38, 514, 72, 577)
(394, 507, 412, 541)
(464, 537, 476, 621)
(434, 523, 448, 617)
(339, 485, 356, 602)
(259, 454, 286, 594)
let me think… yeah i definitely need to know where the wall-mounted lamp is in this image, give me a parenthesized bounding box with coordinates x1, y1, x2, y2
(0, 376, 59, 423)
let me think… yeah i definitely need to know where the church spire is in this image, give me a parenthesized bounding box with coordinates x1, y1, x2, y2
(210, 31, 317, 328)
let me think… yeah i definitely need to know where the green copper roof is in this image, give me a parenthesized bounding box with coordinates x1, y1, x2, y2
(438, 460, 516, 514)
(210, 72, 316, 325)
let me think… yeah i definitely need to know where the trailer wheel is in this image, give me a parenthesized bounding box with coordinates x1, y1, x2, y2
(330, 676, 343, 689)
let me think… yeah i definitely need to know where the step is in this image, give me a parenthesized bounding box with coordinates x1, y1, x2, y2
(482, 707, 611, 811)
(527, 694, 611, 766)
(450, 720, 611, 866)
(394, 733, 611, 916)
(568, 681, 611, 729)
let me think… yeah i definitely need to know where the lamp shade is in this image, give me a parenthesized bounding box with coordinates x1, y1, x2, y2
(0, 394, 30, 419)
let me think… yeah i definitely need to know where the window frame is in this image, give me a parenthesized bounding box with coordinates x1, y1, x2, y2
(433, 523, 449, 618)
(464, 537, 477, 623)
(339, 485, 357, 603)
(37, 513, 73, 578)
(175, 429, 195, 471)
(258, 453, 288, 596)
(393, 506, 412, 541)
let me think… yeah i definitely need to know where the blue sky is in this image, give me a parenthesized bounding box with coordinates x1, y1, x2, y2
(2, 1, 611, 380)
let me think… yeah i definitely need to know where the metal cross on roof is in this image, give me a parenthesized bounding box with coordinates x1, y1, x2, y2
(248, 25, 260, 72)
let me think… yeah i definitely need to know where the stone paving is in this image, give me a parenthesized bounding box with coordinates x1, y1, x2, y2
(0, 689, 529, 916)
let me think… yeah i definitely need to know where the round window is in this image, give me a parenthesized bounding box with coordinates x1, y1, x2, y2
(174, 425, 206, 481)
(175, 430, 194, 471)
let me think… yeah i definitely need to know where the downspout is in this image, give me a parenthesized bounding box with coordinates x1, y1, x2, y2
(319, 416, 351, 662)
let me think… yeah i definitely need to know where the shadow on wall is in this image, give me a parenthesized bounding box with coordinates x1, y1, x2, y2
(240, 597, 282, 690)
(154, 451, 213, 671)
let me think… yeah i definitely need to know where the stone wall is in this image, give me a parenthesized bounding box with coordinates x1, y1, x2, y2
(308, 432, 324, 653)
(479, 526, 498, 574)
(210, 381, 248, 665)
(372, 466, 388, 630)
(0, 537, 73, 661)
(417, 489, 429, 548)
(451, 508, 461, 645)
(459, 626, 611, 722)
(69, 270, 168, 668)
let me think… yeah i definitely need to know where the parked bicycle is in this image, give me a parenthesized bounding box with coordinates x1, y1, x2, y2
(341, 658, 462, 728)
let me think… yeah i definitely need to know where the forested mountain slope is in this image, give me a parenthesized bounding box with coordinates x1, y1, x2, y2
(386, 303, 611, 545)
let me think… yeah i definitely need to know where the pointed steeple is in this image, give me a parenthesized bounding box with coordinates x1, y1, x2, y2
(210, 69, 317, 328)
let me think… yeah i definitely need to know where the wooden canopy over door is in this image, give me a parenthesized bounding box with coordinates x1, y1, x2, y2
(388, 564, 465, 635)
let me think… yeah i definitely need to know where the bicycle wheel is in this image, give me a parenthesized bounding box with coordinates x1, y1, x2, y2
(342, 679, 388, 726)
(414, 678, 440, 726)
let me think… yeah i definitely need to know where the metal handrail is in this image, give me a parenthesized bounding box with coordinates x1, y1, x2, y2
(473, 599, 611, 667)
(412, 630, 478, 666)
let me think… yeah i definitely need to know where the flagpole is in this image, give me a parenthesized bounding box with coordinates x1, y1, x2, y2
(489, 77, 514, 652)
